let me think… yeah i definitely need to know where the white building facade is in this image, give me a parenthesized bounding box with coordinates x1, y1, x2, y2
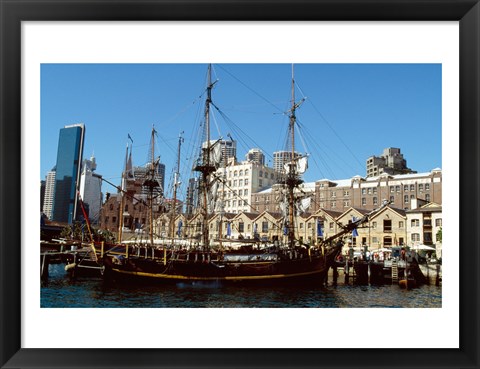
(79, 156, 103, 224)
(42, 168, 56, 219)
(217, 160, 277, 214)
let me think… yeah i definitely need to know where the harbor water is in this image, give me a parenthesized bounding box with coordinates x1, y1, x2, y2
(41, 263, 442, 308)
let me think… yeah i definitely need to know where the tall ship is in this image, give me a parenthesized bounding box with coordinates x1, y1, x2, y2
(102, 65, 388, 284)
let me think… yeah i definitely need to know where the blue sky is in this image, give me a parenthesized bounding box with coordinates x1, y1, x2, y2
(41, 63, 441, 199)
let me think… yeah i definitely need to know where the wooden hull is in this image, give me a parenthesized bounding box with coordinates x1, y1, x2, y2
(103, 246, 340, 285)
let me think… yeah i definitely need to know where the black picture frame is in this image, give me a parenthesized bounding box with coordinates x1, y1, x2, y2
(1, 1, 479, 368)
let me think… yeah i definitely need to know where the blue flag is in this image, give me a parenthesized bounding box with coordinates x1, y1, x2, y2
(352, 216, 358, 237)
(317, 219, 323, 237)
(283, 223, 288, 236)
(227, 222, 231, 236)
(177, 220, 183, 236)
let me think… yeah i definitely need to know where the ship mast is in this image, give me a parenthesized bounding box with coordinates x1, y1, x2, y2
(194, 64, 217, 249)
(286, 65, 304, 249)
(143, 125, 160, 247)
(118, 142, 129, 243)
(170, 131, 184, 240)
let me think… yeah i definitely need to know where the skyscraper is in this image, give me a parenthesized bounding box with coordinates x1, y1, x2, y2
(79, 155, 103, 224)
(52, 124, 85, 223)
(42, 167, 56, 219)
(245, 148, 265, 165)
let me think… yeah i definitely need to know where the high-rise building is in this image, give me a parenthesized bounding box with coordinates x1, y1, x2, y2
(366, 147, 416, 178)
(79, 155, 103, 224)
(273, 150, 301, 173)
(42, 167, 56, 219)
(52, 124, 85, 223)
(185, 177, 199, 216)
(217, 160, 277, 214)
(245, 148, 265, 165)
(40, 180, 46, 212)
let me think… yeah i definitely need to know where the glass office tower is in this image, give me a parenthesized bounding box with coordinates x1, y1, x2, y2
(52, 124, 85, 223)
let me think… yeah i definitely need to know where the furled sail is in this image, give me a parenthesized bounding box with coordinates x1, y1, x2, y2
(283, 156, 308, 175)
(296, 156, 308, 174)
(296, 196, 311, 214)
(201, 139, 223, 168)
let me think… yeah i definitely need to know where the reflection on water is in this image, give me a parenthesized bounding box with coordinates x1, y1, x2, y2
(41, 264, 442, 308)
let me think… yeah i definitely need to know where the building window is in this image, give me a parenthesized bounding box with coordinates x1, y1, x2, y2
(238, 222, 244, 233)
(245, 169, 249, 176)
(410, 184, 415, 191)
(411, 233, 420, 242)
(425, 194, 431, 202)
(367, 188, 372, 195)
(390, 186, 394, 193)
(112, 216, 117, 223)
(245, 179, 249, 186)
(404, 185, 409, 192)
(411, 219, 420, 227)
(372, 221, 377, 228)
(373, 197, 378, 205)
(329, 222, 334, 230)
(262, 221, 268, 233)
(259, 179, 263, 187)
(419, 184, 424, 192)
(399, 221, 404, 228)
(395, 185, 400, 192)
(244, 189, 248, 196)
(234, 171, 238, 177)
(384, 236, 392, 246)
(239, 179, 243, 186)
(425, 183, 430, 190)
(331, 191, 336, 198)
(389, 195, 394, 203)
(259, 171, 263, 177)
(410, 194, 415, 199)
(373, 187, 377, 194)
(383, 219, 392, 232)
(239, 170, 243, 176)
(435, 218, 442, 227)
(362, 188, 367, 195)
(331, 202, 336, 208)
(109, 204, 114, 210)
(344, 190, 349, 196)
(343, 201, 349, 207)
(299, 223, 304, 229)
(362, 198, 366, 206)
(404, 195, 409, 203)
(424, 232, 432, 243)
(372, 237, 378, 244)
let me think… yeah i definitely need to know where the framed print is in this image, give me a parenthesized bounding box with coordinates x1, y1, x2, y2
(1, 0, 479, 368)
